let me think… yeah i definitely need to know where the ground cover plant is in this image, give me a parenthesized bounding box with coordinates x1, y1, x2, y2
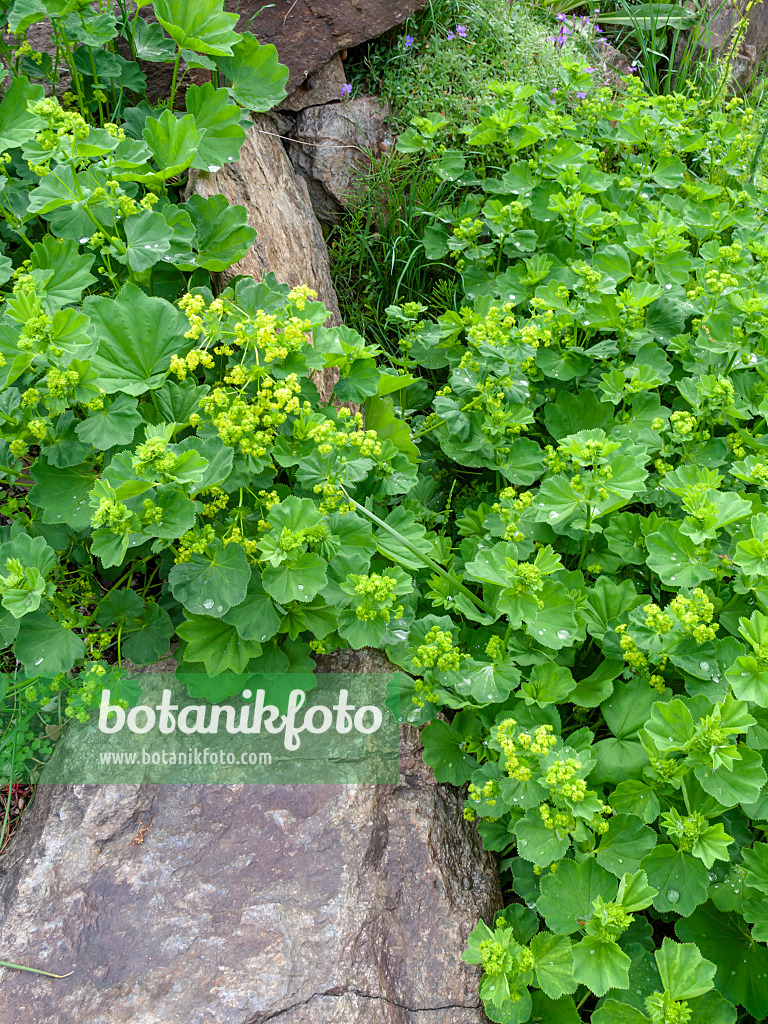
(336, 45, 768, 1024)
(2, 0, 768, 1021)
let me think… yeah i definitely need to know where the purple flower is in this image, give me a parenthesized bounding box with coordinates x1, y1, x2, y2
(404, 34, 414, 47)
(340, 83, 352, 98)
(576, 90, 587, 99)
(447, 29, 455, 39)
(456, 24, 467, 36)
(584, 66, 595, 73)
(556, 12, 567, 19)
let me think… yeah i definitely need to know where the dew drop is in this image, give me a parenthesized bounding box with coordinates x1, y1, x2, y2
(548, 510, 558, 519)
(207, 164, 221, 173)
(557, 629, 570, 640)
(538, 629, 545, 635)
(666, 889, 680, 904)
(79, 236, 89, 244)
(699, 660, 710, 671)
(202, 598, 214, 610)
(35, 657, 44, 666)
(297, 584, 304, 591)
(665, 283, 672, 289)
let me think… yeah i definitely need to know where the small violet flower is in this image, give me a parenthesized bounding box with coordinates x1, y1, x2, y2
(340, 83, 352, 98)
(404, 34, 414, 48)
(456, 24, 467, 36)
(576, 91, 587, 99)
(447, 29, 454, 40)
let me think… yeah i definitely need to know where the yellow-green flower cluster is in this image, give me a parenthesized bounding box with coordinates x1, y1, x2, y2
(198, 375, 301, 457)
(669, 588, 718, 644)
(542, 758, 587, 802)
(412, 625, 462, 671)
(347, 572, 403, 622)
(496, 718, 557, 781)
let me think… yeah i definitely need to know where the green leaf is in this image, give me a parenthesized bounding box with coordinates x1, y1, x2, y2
(185, 82, 245, 170)
(520, 662, 575, 706)
(15, 610, 85, 675)
(514, 807, 570, 864)
(646, 522, 715, 587)
(153, 0, 240, 55)
(29, 236, 95, 312)
(84, 284, 190, 395)
(643, 698, 695, 752)
(538, 859, 615, 934)
(116, 209, 171, 271)
(573, 936, 630, 995)
(531, 932, 576, 999)
(261, 552, 328, 604)
(180, 193, 256, 272)
(221, 581, 280, 643)
(591, 999, 648, 1024)
(596, 813, 657, 876)
(0, 76, 43, 150)
(421, 711, 482, 785)
(122, 602, 175, 664)
(693, 746, 766, 806)
(609, 780, 660, 824)
(168, 539, 250, 616)
(499, 438, 544, 485)
(655, 937, 716, 1000)
(677, 904, 768, 1020)
(741, 842, 768, 894)
(74, 394, 141, 450)
(214, 32, 289, 111)
(176, 614, 262, 673)
(640, 844, 710, 916)
(364, 395, 420, 463)
(141, 109, 200, 180)
(27, 459, 96, 529)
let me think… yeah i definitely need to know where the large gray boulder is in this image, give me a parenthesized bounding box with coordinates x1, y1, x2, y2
(0, 654, 500, 1023)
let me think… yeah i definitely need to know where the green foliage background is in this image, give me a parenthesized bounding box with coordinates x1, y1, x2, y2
(1, 0, 768, 1020)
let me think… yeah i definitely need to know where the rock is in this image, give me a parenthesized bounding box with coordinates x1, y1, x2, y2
(0, 652, 501, 1023)
(24, 0, 421, 101)
(186, 114, 340, 319)
(678, 0, 768, 89)
(229, 0, 423, 92)
(289, 97, 391, 221)
(279, 55, 348, 112)
(185, 112, 343, 401)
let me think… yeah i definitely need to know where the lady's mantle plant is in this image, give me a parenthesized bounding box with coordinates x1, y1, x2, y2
(376, 64, 768, 1023)
(3, 1, 768, 1019)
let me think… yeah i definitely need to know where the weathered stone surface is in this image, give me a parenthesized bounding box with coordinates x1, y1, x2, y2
(24, 0, 421, 101)
(678, 0, 768, 88)
(227, 0, 423, 91)
(0, 652, 500, 1023)
(185, 114, 340, 320)
(279, 55, 348, 112)
(289, 97, 391, 221)
(184, 113, 342, 401)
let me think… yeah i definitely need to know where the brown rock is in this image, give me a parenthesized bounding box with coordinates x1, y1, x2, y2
(228, 0, 424, 92)
(185, 114, 340, 320)
(289, 97, 391, 221)
(184, 113, 343, 401)
(0, 653, 500, 1024)
(279, 54, 348, 112)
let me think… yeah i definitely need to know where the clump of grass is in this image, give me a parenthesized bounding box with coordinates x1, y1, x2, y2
(347, 0, 587, 139)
